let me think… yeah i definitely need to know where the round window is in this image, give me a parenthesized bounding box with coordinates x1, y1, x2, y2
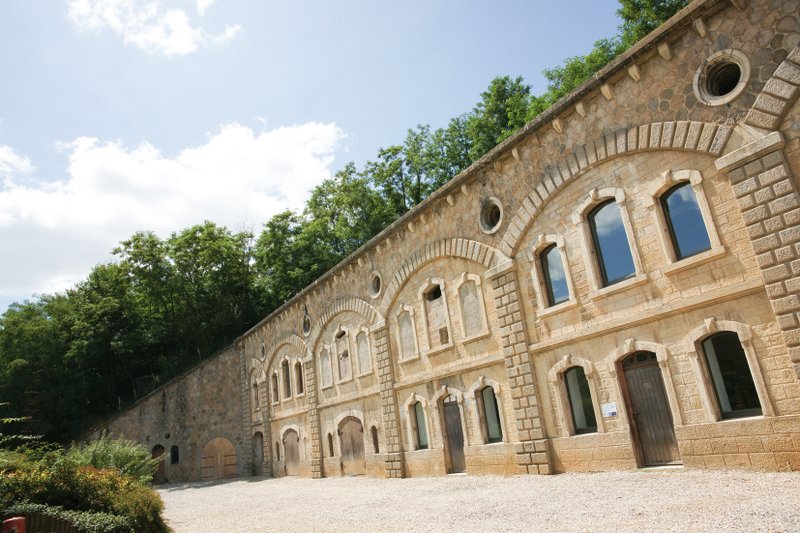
(369, 271, 382, 298)
(480, 198, 503, 234)
(302, 313, 311, 336)
(693, 49, 750, 106)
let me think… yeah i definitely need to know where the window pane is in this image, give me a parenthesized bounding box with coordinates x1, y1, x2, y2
(662, 183, 711, 260)
(282, 362, 291, 398)
(589, 200, 635, 286)
(541, 244, 569, 306)
(414, 402, 428, 449)
(481, 387, 503, 443)
(702, 332, 761, 418)
(565, 367, 597, 433)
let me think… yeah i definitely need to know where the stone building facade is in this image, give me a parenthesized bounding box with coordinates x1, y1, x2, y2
(89, 0, 800, 481)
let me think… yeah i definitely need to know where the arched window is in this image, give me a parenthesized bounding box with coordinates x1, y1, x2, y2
(411, 401, 429, 450)
(356, 330, 372, 374)
(281, 360, 291, 398)
(294, 362, 304, 395)
(478, 386, 503, 443)
(170, 445, 179, 465)
(423, 283, 450, 347)
(660, 182, 711, 260)
(271, 373, 279, 403)
(701, 332, 762, 419)
(335, 330, 352, 381)
(371, 426, 380, 454)
(589, 199, 636, 286)
(540, 243, 570, 306)
(252, 380, 260, 409)
(327, 433, 334, 457)
(564, 366, 597, 434)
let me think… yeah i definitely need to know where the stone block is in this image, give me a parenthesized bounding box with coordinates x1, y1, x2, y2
(764, 77, 798, 100)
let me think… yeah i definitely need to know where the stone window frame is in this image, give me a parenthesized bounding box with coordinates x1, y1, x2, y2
(454, 272, 491, 343)
(431, 385, 470, 448)
(548, 355, 605, 437)
(318, 344, 334, 390)
(682, 318, 774, 422)
(417, 277, 454, 356)
(528, 234, 579, 316)
(606, 338, 683, 428)
(354, 326, 374, 377)
(271, 371, 280, 405)
(394, 304, 420, 362)
(332, 326, 354, 384)
(403, 393, 432, 451)
(644, 169, 725, 274)
(250, 369, 261, 412)
(572, 188, 647, 298)
(693, 48, 751, 107)
(467, 376, 508, 445)
(293, 359, 305, 398)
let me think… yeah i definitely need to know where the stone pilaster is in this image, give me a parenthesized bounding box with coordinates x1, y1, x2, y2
(486, 260, 552, 474)
(303, 358, 324, 478)
(236, 342, 253, 477)
(372, 323, 404, 478)
(717, 132, 800, 380)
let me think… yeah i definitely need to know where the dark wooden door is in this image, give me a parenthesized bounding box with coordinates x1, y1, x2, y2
(339, 417, 366, 476)
(151, 445, 166, 484)
(623, 352, 681, 466)
(443, 395, 466, 473)
(283, 430, 300, 476)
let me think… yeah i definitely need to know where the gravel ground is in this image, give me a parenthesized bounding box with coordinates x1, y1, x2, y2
(157, 469, 800, 532)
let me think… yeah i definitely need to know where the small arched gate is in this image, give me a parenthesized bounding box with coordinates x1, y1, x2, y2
(283, 429, 300, 476)
(338, 416, 366, 476)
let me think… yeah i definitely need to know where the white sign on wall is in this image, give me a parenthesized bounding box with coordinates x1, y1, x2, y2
(601, 402, 618, 417)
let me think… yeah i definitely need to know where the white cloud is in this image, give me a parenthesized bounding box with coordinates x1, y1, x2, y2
(66, 0, 241, 57)
(0, 121, 344, 300)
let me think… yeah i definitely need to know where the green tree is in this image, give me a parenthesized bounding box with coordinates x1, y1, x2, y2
(466, 76, 531, 160)
(618, 0, 689, 47)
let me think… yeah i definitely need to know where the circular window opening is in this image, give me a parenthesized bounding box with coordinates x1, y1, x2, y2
(371, 275, 381, 295)
(480, 198, 503, 234)
(707, 62, 741, 97)
(693, 49, 750, 106)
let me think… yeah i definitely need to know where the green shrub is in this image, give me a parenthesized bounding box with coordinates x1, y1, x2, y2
(67, 437, 158, 484)
(1, 502, 131, 533)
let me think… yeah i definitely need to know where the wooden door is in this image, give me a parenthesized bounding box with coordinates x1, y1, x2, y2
(283, 430, 300, 476)
(201, 438, 237, 480)
(338, 417, 366, 476)
(622, 352, 681, 466)
(151, 445, 166, 484)
(443, 395, 466, 473)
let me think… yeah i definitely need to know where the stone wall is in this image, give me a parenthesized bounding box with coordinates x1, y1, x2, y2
(87, 0, 800, 481)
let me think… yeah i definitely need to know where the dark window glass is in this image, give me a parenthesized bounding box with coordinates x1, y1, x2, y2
(282, 361, 291, 398)
(413, 401, 428, 450)
(170, 445, 179, 465)
(540, 244, 570, 306)
(589, 200, 636, 286)
(271, 374, 279, 402)
(661, 182, 711, 260)
(481, 387, 503, 443)
(564, 366, 597, 434)
(701, 332, 761, 419)
(327, 433, 334, 457)
(252, 381, 259, 409)
(295, 363, 304, 394)
(371, 426, 380, 454)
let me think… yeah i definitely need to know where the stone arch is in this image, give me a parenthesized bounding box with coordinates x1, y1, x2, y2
(308, 297, 384, 343)
(278, 423, 304, 460)
(378, 238, 510, 317)
(606, 338, 682, 427)
(265, 332, 310, 371)
(681, 318, 773, 419)
(431, 385, 470, 447)
(499, 121, 734, 257)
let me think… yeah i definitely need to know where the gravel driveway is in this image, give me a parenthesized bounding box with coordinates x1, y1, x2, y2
(157, 469, 800, 532)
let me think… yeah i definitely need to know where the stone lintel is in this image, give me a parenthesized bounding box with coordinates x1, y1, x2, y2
(486, 259, 516, 280)
(715, 132, 785, 172)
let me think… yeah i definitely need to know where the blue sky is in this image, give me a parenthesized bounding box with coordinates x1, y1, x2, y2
(0, 0, 620, 312)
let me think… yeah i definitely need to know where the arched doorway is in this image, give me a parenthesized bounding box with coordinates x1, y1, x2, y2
(151, 444, 166, 484)
(441, 394, 466, 473)
(620, 351, 680, 466)
(282, 429, 300, 476)
(337, 416, 366, 476)
(201, 437, 238, 480)
(253, 432, 264, 476)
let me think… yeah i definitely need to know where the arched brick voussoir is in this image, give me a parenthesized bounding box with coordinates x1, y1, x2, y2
(377, 238, 510, 317)
(264, 332, 311, 370)
(499, 120, 734, 257)
(308, 297, 384, 349)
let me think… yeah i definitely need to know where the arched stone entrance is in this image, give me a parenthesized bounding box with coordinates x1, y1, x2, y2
(338, 416, 366, 476)
(151, 444, 166, 484)
(201, 437, 237, 480)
